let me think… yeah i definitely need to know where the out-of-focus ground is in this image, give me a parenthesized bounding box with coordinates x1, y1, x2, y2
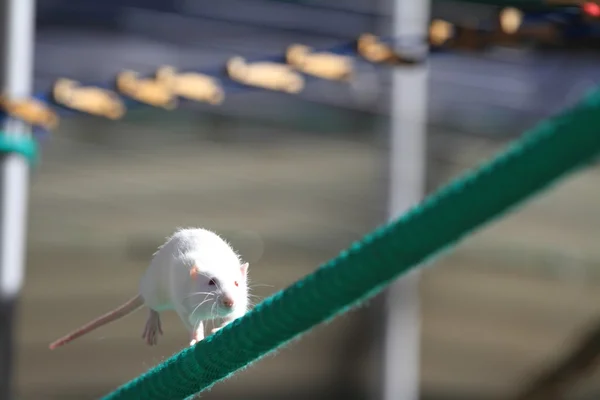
(13, 107, 600, 399)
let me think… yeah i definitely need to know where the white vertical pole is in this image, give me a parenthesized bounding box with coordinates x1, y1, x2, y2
(0, 0, 36, 399)
(381, 0, 430, 398)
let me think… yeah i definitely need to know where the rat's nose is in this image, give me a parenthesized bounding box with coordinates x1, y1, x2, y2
(221, 297, 235, 308)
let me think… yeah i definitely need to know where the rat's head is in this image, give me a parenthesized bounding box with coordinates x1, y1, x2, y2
(189, 261, 249, 318)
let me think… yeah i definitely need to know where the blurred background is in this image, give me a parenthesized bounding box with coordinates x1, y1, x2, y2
(10, 0, 600, 399)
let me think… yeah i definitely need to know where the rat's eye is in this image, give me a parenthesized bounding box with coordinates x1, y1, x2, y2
(208, 279, 216, 286)
(234, 281, 239, 287)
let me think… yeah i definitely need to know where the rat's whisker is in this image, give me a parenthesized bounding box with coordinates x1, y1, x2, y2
(190, 296, 212, 318)
(210, 302, 219, 330)
(210, 302, 216, 320)
(185, 291, 214, 300)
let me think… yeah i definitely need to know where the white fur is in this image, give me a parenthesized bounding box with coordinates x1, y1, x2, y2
(140, 227, 249, 342)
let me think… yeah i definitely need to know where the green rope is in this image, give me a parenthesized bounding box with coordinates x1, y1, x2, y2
(100, 87, 600, 400)
(0, 132, 38, 165)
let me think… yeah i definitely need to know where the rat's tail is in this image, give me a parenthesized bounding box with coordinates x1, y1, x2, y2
(48, 294, 145, 350)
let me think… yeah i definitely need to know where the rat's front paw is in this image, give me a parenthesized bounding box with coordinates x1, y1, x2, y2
(190, 333, 202, 346)
(210, 327, 222, 334)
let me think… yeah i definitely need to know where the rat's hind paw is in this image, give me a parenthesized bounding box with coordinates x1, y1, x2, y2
(142, 310, 163, 346)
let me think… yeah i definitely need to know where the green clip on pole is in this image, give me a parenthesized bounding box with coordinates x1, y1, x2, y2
(0, 132, 38, 165)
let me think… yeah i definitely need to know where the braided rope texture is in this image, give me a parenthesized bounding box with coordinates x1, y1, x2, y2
(101, 87, 600, 400)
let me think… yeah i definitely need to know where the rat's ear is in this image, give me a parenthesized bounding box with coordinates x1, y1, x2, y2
(190, 265, 200, 280)
(240, 262, 249, 276)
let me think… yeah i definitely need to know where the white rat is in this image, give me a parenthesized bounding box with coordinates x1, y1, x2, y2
(49, 227, 249, 350)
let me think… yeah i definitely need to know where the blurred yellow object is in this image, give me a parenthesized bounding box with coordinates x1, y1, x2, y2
(429, 19, 454, 46)
(356, 33, 422, 65)
(0, 95, 59, 130)
(116, 70, 177, 110)
(155, 66, 225, 105)
(500, 7, 524, 35)
(286, 44, 353, 81)
(226, 56, 304, 93)
(357, 33, 397, 63)
(53, 78, 125, 119)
